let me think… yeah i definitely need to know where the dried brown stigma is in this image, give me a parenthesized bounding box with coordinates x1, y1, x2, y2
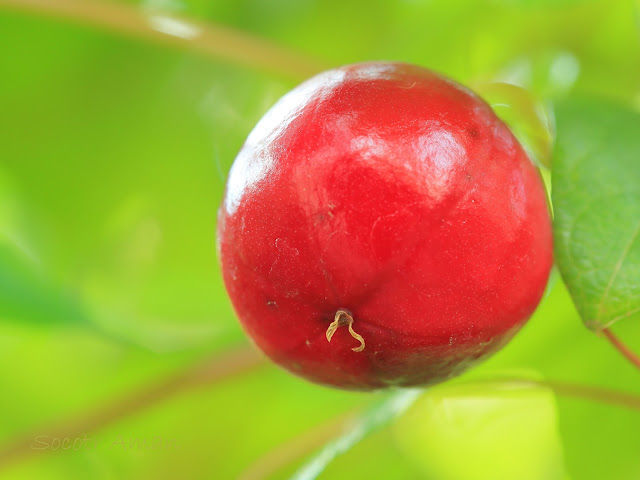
(325, 309, 365, 352)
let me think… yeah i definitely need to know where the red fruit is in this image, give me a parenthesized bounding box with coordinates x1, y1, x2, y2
(217, 62, 553, 390)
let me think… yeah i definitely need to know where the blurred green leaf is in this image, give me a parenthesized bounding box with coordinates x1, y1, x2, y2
(0, 239, 86, 325)
(552, 98, 640, 330)
(393, 379, 567, 480)
(463, 274, 640, 480)
(0, 169, 85, 326)
(289, 389, 421, 480)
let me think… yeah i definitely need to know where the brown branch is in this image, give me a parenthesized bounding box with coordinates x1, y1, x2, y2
(542, 379, 640, 410)
(0, 0, 326, 81)
(0, 345, 266, 471)
(601, 327, 640, 371)
(465, 378, 640, 411)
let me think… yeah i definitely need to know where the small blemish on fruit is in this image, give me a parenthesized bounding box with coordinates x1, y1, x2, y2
(266, 300, 278, 309)
(467, 126, 480, 138)
(326, 309, 365, 352)
(305, 340, 311, 346)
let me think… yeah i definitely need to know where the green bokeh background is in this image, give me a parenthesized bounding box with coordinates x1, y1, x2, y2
(1, 0, 639, 478)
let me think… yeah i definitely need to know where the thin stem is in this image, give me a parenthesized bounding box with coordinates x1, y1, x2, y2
(0, 0, 326, 81)
(238, 410, 359, 480)
(463, 378, 640, 411)
(0, 345, 265, 471)
(601, 327, 640, 371)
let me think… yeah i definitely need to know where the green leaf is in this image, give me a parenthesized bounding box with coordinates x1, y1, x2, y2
(552, 98, 640, 330)
(289, 389, 421, 480)
(393, 378, 567, 480)
(0, 239, 86, 325)
(0, 168, 85, 326)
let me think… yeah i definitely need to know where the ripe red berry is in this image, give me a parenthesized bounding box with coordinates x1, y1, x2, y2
(217, 62, 553, 390)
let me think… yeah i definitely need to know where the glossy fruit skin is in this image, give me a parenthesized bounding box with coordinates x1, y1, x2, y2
(217, 62, 553, 390)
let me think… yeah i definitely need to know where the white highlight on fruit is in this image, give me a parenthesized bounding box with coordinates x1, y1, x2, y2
(224, 70, 346, 214)
(414, 129, 466, 202)
(350, 134, 388, 160)
(349, 63, 397, 80)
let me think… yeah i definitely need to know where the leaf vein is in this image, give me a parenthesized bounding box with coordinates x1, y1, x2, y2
(595, 220, 640, 323)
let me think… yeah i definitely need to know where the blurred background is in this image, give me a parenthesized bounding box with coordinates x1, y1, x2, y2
(0, 0, 639, 478)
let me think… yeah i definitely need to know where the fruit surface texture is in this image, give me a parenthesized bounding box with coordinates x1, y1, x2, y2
(217, 62, 553, 390)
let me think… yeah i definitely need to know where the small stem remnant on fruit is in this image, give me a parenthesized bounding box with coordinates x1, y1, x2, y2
(326, 309, 365, 352)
